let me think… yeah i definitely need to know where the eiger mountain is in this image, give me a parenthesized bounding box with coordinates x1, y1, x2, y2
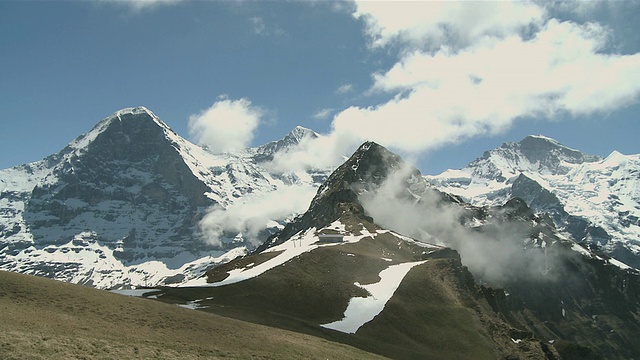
(0, 107, 327, 289)
(157, 142, 640, 359)
(427, 135, 640, 269)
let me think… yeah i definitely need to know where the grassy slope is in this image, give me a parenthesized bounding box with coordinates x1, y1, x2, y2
(0, 270, 385, 360)
(158, 220, 554, 359)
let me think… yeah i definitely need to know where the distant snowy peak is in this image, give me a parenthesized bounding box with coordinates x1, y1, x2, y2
(427, 134, 640, 269)
(252, 125, 319, 162)
(469, 135, 602, 180)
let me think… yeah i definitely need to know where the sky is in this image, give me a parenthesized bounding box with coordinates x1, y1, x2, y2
(1, 0, 640, 175)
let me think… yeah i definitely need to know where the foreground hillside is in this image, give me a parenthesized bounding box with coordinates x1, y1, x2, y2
(0, 270, 383, 360)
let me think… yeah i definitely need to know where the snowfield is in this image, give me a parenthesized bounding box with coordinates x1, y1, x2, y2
(321, 260, 428, 334)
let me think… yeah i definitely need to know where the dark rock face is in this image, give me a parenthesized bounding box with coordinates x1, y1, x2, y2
(467, 195, 640, 359)
(517, 136, 601, 171)
(256, 142, 441, 251)
(486, 136, 602, 176)
(23, 109, 216, 262)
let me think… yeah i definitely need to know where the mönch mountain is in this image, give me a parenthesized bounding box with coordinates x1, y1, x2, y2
(1, 108, 639, 359)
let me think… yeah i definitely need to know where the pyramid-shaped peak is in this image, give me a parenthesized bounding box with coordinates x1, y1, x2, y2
(315, 141, 413, 201)
(284, 125, 319, 143)
(602, 150, 630, 166)
(66, 107, 174, 156)
(518, 134, 578, 152)
(348, 141, 405, 172)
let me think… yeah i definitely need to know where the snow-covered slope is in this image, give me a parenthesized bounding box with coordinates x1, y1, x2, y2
(427, 135, 640, 268)
(0, 107, 331, 289)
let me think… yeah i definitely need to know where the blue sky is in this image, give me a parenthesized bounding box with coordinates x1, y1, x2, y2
(1, 0, 640, 175)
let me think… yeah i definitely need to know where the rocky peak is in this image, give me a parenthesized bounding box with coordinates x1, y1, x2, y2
(469, 135, 602, 180)
(24, 107, 213, 258)
(517, 135, 601, 168)
(252, 125, 319, 162)
(288, 125, 318, 143)
(256, 141, 449, 251)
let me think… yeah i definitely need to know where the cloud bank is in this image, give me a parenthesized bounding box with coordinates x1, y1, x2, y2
(277, 1, 640, 170)
(194, 1, 640, 253)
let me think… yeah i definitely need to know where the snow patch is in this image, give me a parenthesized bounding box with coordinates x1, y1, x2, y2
(320, 260, 428, 334)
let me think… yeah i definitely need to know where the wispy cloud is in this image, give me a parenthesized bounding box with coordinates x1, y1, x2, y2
(359, 163, 563, 285)
(101, 0, 186, 12)
(312, 108, 335, 120)
(249, 16, 267, 35)
(198, 184, 317, 247)
(353, 0, 545, 49)
(335, 84, 353, 94)
(248, 16, 286, 37)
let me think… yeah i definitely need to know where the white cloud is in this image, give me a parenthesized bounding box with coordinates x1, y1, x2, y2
(270, 2, 640, 174)
(250, 17, 266, 35)
(198, 184, 318, 247)
(248, 16, 286, 37)
(188, 97, 264, 153)
(324, 12, 640, 154)
(353, 0, 546, 49)
(266, 133, 351, 174)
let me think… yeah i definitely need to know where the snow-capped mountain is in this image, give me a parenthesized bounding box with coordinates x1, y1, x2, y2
(0, 107, 330, 288)
(158, 141, 640, 359)
(427, 135, 640, 269)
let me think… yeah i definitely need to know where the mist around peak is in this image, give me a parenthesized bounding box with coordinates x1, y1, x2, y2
(359, 161, 565, 286)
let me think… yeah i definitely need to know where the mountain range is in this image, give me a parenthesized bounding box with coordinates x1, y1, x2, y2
(1, 107, 639, 358)
(426, 135, 640, 269)
(157, 141, 640, 359)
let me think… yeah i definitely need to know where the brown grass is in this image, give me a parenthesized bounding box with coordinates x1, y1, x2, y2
(0, 270, 385, 359)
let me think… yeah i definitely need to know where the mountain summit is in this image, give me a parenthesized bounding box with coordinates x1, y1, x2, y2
(427, 135, 640, 268)
(257, 141, 431, 251)
(0, 108, 331, 288)
(252, 125, 319, 163)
